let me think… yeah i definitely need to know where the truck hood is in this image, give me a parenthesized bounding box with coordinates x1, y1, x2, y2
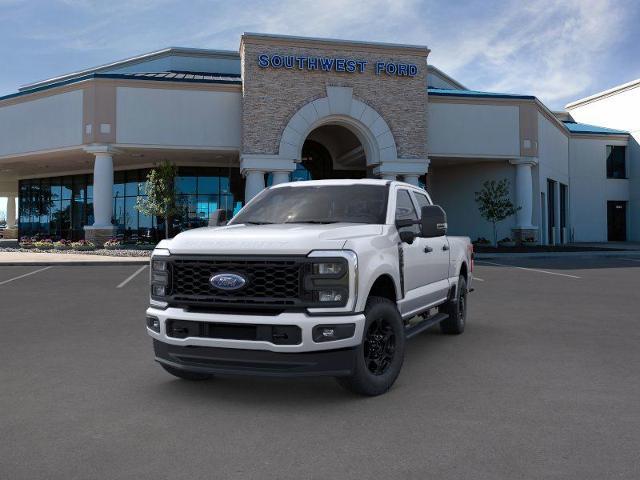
(166, 223, 384, 255)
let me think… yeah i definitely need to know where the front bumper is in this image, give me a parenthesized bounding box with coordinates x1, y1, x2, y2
(154, 340, 357, 377)
(146, 306, 366, 353)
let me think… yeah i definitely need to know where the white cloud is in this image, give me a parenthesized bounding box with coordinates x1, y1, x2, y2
(426, 0, 631, 107)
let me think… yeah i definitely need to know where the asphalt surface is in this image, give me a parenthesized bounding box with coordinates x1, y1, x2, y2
(1, 256, 640, 479)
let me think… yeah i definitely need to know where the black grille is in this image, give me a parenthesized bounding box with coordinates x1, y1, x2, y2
(168, 256, 308, 308)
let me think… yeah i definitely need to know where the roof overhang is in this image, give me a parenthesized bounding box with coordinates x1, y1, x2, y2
(565, 78, 640, 109)
(19, 47, 240, 93)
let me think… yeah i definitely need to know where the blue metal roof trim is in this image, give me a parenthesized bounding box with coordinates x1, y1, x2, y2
(428, 87, 535, 100)
(0, 72, 242, 102)
(562, 121, 628, 135)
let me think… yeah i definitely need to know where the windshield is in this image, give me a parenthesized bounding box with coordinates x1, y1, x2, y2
(230, 184, 389, 225)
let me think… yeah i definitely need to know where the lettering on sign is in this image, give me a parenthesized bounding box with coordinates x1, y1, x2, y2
(258, 54, 418, 77)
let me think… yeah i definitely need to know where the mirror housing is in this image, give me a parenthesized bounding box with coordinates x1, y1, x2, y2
(399, 230, 416, 244)
(208, 209, 227, 227)
(421, 205, 447, 237)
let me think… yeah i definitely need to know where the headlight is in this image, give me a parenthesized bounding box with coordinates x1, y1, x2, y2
(150, 255, 170, 299)
(313, 262, 345, 276)
(304, 258, 349, 307)
(152, 260, 167, 272)
(317, 289, 344, 303)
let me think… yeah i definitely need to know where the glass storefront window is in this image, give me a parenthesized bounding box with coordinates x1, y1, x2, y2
(198, 176, 218, 194)
(18, 166, 245, 241)
(176, 175, 197, 194)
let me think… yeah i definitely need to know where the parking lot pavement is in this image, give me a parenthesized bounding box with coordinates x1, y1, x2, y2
(1, 258, 640, 480)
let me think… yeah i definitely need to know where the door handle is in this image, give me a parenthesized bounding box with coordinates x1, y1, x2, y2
(424, 246, 433, 253)
(442, 244, 450, 251)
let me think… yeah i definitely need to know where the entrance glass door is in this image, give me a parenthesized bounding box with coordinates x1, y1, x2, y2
(547, 179, 556, 244)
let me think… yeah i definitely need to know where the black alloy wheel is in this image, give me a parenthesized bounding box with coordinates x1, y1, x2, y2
(364, 317, 396, 375)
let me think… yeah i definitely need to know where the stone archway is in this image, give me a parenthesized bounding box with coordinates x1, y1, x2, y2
(240, 85, 429, 200)
(278, 86, 398, 167)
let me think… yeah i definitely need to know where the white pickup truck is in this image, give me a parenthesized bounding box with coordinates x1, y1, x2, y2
(146, 179, 473, 396)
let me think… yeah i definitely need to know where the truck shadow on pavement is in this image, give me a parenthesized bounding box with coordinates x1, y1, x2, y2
(147, 327, 454, 405)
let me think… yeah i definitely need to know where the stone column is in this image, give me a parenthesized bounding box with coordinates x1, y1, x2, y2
(244, 170, 266, 202)
(6, 195, 16, 228)
(510, 158, 538, 242)
(373, 159, 429, 187)
(84, 145, 117, 246)
(271, 171, 290, 185)
(241, 154, 295, 202)
(2, 194, 18, 239)
(403, 175, 420, 186)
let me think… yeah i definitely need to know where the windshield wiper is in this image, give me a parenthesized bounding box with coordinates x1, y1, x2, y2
(244, 221, 276, 225)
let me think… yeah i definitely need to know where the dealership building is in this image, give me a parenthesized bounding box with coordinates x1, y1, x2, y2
(0, 33, 637, 244)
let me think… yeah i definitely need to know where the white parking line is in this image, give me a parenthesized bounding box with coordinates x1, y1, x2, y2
(477, 260, 581, 279)
(117, 265, 148, 289)
(473, 276, 485, 282)
(0, 266, 53, 286)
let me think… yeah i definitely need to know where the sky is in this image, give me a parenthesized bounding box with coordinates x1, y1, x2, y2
(1, 0, 640, 216)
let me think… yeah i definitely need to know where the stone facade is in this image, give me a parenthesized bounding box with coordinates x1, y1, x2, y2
(240, 35, 429, 161)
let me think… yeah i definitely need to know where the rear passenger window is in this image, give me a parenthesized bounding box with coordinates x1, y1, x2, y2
(395, 190, 419, 234)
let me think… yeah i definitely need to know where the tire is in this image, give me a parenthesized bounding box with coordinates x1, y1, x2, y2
(440, 275, 467, 335)
(336, 296, 405, 396)
(160, 363, 213, 381)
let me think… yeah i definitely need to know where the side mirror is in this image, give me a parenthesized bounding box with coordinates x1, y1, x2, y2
(421, 205, 447, 237)
(208, 209, 227, 227)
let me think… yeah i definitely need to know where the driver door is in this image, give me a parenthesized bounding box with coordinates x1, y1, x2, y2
(411, 190, 450, 304)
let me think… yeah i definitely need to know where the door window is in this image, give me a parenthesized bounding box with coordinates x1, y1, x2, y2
(413, 192, 431, 215)
(395, 190, 419, 234)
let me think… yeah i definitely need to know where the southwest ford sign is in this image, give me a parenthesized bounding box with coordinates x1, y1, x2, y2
(257, 54, 418, 77)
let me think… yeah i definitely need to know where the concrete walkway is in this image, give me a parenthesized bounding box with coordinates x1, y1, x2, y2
(477, 250, 640, 259)
(568, 242, 640, 251)
(0, 251, 149, 266)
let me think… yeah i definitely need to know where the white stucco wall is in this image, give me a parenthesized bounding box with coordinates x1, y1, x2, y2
(429, 161, 516, 242)
(116, 87, 242, 148)
(568, 86, 639, 241)
(0, 90, 83, 156)
(536, 113, 569, 243)
(568, 137, 630, 242)
(427, 102, 520, 157)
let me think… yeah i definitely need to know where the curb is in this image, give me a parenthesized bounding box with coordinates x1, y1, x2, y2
(476, 251, 640, 260)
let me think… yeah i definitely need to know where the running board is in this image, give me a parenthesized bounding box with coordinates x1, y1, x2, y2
(404, 312, 449, 339)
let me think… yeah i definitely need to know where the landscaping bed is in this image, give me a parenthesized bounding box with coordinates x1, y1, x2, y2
(0, 247, 151, 257)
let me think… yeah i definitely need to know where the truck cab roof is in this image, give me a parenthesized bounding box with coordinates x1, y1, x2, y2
(269, 178, 420, 190)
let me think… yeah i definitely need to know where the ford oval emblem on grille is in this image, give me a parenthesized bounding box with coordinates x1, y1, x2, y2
(210, 273, 246, 291)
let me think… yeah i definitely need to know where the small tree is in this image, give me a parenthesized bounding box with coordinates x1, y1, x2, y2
(136, 161, 181, 239)
(474, 179, 520, 246)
